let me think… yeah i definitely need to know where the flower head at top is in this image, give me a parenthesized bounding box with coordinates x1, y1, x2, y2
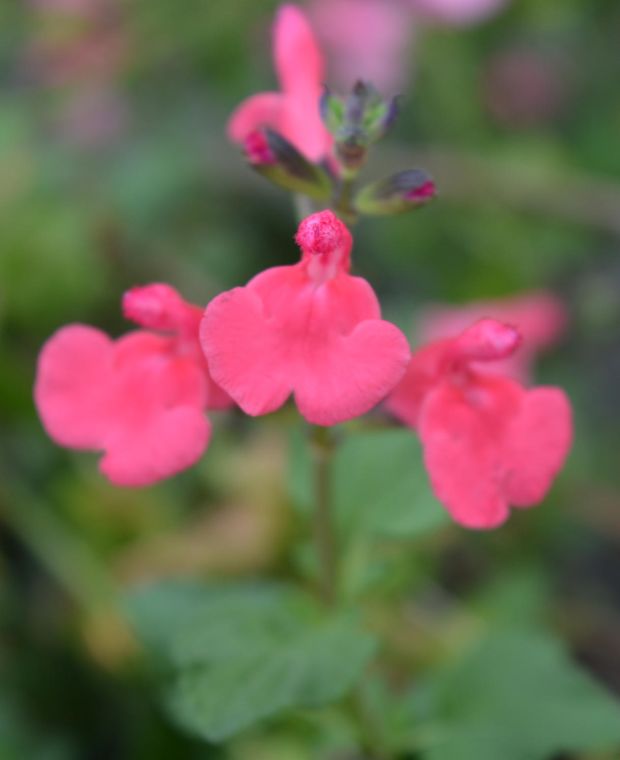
(200, 210, 411, 426)
(387, 319, 572, 529)
(417, 291, 567, 384)
(228, 4, 331, 162)
(35, 284, 230, 487)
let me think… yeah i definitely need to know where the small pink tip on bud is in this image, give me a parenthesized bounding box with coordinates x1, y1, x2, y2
(406, 180, 436, 202)
(295, 210, 352, 257)
(455, 318, 522, 363)
(123, 284, 186, 332)
(244, 130, 276, 165)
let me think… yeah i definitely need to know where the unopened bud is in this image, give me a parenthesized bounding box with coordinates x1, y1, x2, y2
(321, 81, 400, 173)
(355, 169, 437, 215)
(243, 128, 332, 200)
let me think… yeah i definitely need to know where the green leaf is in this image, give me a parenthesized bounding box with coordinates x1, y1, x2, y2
(126, 582, 376, 742)
(289, 428, 448, 541)
(333, 430, 447, 538)
(400, 630, 620, 760)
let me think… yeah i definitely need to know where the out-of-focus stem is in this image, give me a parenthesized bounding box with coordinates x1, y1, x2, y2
(335, 174, 358, 224)
(310, 426, 337, 607)
(294, 193, 315, 223)
(350, 682, 391, 760)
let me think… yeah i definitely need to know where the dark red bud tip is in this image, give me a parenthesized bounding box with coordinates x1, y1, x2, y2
(406, 180, 436, 202)
(123, 283, 185, 331)
(455, 318, 522, 362)
(295, 210, 352, 256)
(244, 130, 276, 165)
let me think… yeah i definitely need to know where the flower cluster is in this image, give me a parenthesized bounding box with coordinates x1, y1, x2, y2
(34, 3, 572, 530)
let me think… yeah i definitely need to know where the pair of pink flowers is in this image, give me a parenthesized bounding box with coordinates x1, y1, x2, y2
(35, 210, 571, 530)
(36, 212, 409, 475)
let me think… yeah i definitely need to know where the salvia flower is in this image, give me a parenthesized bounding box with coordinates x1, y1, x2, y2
(200, 210, 411, 426)
(387, 319, 572, 529)
(35, 284, 230, 487)
(228, 4, 331, 162)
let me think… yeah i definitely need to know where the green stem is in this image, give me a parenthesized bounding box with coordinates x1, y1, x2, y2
(334, 174, 358, 224)
(351, 683, 390, 760)
(310, 426, 337, 607)
(294, 193, 315, 223)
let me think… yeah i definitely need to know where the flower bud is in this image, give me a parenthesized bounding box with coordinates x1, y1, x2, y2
(321, 81, 399, 172)
(243, 128, 332, 200)
(354, 169, 436, 215)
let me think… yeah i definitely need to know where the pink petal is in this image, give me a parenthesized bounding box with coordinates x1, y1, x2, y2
(418, 376, 522, 529)
(385, 340, 449, 428)
(294, 318, 410, 425)
(100, 406, 211, 487)
(275, 5, 324, 95)
(34, 325, 114, 448)
(274, 5, 331, 161)
(100, 337, 211, 485)
(200, 286, 293, 417)
(115, 334, 208, 410)
(201, 265, 410, 425)
(503, 387, 572, 506)
(227, 92, 284, 144)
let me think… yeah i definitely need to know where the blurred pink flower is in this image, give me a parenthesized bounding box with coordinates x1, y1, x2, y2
(309, 0, 415, 91)
(387, 319, 572, 529)
(53, 86, 128, 147)
(25, 0, 129, 145)
(416, 292, 567, 384)
(484, 47, 568, 129)
(228, 4, 332, 162)
(308, 0, 509, 94)
(408, 0, 509, 25)
(35, 285, 230, 487)
(200, 211, 410, 425)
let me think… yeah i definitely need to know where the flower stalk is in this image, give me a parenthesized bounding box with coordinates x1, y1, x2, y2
(311, 425, 338, 607)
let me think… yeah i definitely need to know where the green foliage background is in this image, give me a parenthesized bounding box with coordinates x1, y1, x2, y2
(1, 0, 620, 757)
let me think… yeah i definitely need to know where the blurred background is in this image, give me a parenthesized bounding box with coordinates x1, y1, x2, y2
(1, 0, 620, 757)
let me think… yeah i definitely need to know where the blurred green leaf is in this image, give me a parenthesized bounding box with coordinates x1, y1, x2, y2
(289, 428, 447, 541)
(333, 429, 447, 539)
(399, 629, 620, 760)
(126, 582, 376, 742)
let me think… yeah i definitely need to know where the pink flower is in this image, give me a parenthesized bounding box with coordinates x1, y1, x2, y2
(417, 291, 567, 384)
(228, 4, 331, 162)
(387, 319, 572, 529)
(408, 0, 509, 25)
(200, 211, 410, 426)
(35, 284, 231, 487)
(309, 0, 415, 92)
